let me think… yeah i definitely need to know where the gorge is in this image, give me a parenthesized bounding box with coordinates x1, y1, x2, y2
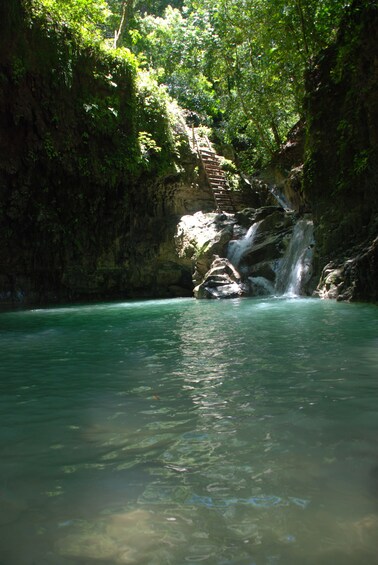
(0, 1, 377, 306)
(0, 2, 378, 564)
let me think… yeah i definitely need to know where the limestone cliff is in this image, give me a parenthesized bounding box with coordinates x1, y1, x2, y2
(303, 0, 378, 301)
(0, 2, 213, 305)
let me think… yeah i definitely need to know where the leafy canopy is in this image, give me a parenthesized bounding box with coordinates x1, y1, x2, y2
(30, 0, 351, 170)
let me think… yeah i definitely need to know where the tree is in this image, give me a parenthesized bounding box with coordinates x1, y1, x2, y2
(111, 0, 135, 47)
(32, 0, 112, 40)
(31, 0, 350, 170)
(177, 0, 349, 167)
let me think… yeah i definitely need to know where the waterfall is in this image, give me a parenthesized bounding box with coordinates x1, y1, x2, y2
(275, 218, 314, 297)
(227, 221, 261, 268)
(248, 276, 275, 296)
(269, 185, 292, 211)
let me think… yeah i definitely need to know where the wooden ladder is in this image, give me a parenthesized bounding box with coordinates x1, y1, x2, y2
(193, 128, 236, 214)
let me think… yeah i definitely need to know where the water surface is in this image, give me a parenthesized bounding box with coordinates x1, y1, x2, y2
(0, 297, 377, 564)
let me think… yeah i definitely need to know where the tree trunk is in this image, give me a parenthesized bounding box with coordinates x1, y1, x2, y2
(114, 0, 135, 48)
(295, 0, 309, 58)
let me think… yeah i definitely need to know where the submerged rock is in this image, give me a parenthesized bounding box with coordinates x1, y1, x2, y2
(56, 509, 162, 564)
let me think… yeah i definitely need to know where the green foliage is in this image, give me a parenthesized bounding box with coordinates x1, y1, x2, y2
(114, 0, 349, 169)
(130, 6, 220, 118)
(11, 57, 27, 84)
(29, 0, 111, 43)
(136, 71, 179, 174)
(28, 0, 351, 171)
(27, 0, 178, 176)
(219, 157, 240, 190)
(353, 150, 370, 175)
(138, 130, 161, 166)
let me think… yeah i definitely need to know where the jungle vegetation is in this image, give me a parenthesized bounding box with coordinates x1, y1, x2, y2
(29, 0, 351, 171)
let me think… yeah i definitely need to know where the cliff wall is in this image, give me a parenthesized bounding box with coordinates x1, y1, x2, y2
(0, 2, 212, 305)
(303, 0, 378, 301)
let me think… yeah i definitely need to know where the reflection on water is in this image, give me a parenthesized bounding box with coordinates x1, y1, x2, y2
(0, 297, 377, 564)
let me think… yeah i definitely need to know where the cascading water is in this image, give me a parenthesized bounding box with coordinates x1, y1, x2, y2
(227, 221, 261, 268)
(269, 185, 292, 211)
(178, 208, 315, 300)
(275, 218, 314, 297)
(248, 276, 275, 296)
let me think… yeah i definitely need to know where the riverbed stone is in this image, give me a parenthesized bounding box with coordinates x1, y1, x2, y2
(194, 256, 245, 299)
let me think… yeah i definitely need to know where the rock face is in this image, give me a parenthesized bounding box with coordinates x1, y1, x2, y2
(3, 3, 377, 305)
(316, 237, 378, 302)
(0, 3, 214, 305)
(258, 121, 307, 213)
(303, 0, 378, 301)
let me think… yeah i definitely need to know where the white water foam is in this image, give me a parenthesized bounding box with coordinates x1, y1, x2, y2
(227, 221, 261, 268)
(275, 218, 314, 297)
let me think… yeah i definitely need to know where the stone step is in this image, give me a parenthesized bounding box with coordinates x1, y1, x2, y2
(202, 154, 219, 160)
(215, 197, 233, 202)
(195, 139, 236, 212)
(199, 147, 214, 153)
(204, 165, 222, 172)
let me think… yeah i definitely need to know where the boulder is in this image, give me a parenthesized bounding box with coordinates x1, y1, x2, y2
(175, 211, 235, 287)
(316, 237, 378, 302)
(194, 256, 246, 299)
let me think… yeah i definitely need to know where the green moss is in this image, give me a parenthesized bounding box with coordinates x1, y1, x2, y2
(303, 1, 378, 268)
(0, 1, 185, 301)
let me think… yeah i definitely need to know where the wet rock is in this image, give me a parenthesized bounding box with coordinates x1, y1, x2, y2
(247, 261, 277, 282)
(194, 256, 245, 299)
(236, 211, 296, 283)
(175, 206, 315, 299)
(258, 209, 295, 234)
(235, 206, 283, 228)
(248, 276, 275, 296)
(316, 237, 378, 302)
